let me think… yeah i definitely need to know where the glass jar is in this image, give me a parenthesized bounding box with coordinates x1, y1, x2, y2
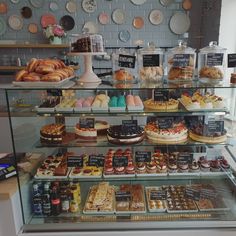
(112, 48, 138, 85)
(167, 41, 196, 83)
(138, 42, 164, 83)
(198, 41, 227, 84)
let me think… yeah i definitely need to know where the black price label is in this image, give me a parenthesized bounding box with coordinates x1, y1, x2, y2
(178, 153, 193, 165)
(185, 187, 201, 201)
(150, 190, 167, 200)
(156, 117, 173, 129)
(47, 89, 62, 97)
(67, 155, 83, 168)
(122, 120, 138, 129)
(118, 54, 136, 68)
(112, 156, 128, 167)
(143, 54, 160, 67)
(200, 188, 217, 200)
(135, 151, 151, 163)
(79, 118, 95, 129)
(206, 121, 224, 135)
(88, 155, 105, 167)
(115, 191, 131, 201)
(154, 90, 169, 102)
(207, 53, 223, 67)
(173, 54, 190, 67)
(228, 54, 236, 68)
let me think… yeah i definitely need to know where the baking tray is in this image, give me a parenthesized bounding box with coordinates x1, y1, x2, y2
(103, 173, 136, 179)
(109, 107, 126, 112)
(74, 107, 91, 112)
(69, 167, 102, 179)
(127, 105, 144, 112)
(83, 186, 116, 215)
(36, 107, 56, 113)
(12, 76, 75, 88)
(92, 107, 109, 112)
(168, 172, 200, 177)
(136, 172, 168, 177)
(179, 99, 227, 112)
(145, 187, 167, 213)
(55, 106, 74, 112)
(196, 198, 229, 212)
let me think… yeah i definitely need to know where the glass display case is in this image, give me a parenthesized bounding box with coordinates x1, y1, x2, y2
(4, 80, 236, 234)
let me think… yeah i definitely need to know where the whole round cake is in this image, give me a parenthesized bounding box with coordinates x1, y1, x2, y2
(189, 124, 227, 144)
(107, 125, 144, 145)
(75, 120, 109, 140)
(144, 99, 179, 111)
(71, 34, 104, 53)
(145, 121, 188, 144)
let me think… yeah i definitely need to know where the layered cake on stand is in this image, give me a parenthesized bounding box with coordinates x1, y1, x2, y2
(69, 34, 106, 88)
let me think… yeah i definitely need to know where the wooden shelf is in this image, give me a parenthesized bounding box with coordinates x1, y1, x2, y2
(0, 65, 80, 71)
(0, 44, 70, 48)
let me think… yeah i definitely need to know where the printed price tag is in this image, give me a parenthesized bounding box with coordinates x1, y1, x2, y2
(79, 118, 95, 129)
(156, 117, 173, 129)
(88, 155, 105, 167)
(47, 89, 62, 97)
(118, 54, 136, 68)
(150, 190, 167, 200)
(143, 54, 160, 67)
(205, 121, 224, 135)
(115, 191, 131, 201)
(112, 156, 128, 167)
(207, 53, 223, 67)
(154, 90, 169, 102)
(228, 54, 236, 68)
(67, 155, 83, 168)
(135, 151, 152, 163)
(185, 187, 201, 201)
(173, 54, 190, 67)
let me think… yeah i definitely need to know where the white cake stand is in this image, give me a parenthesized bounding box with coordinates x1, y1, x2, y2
(68, 52, 107, 88)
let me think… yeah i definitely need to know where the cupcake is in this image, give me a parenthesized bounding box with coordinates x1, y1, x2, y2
(156, 161, 167, 173)
(189, 160, 200, 173)
(126, 164, 135, 174)
(220, 159, 230, 170)
(199, 157, 210, 172)
(136, 163, 146, 174)
(168, 156, 178, 173)
(146, 162, 157, 174)
(178, 163, 189, 173)
(104, 164, 114, 175)
(115, 166, 126, 175)
(210, 160, 221, 172)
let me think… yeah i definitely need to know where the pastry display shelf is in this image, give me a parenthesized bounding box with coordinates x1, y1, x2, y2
(35, 137, 233, 149)
(0, 44, 70, 48)
(67, 52, 107, 88)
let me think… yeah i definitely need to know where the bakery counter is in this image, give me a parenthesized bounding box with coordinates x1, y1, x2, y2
(0, 177, 18, 200)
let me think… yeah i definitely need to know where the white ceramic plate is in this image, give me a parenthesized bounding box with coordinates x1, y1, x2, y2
(112, 9, 125, 25)
(30, 0, 44, 8)
(160, 0, 174, 6)
(0, 17, 6, 36)
(49, 1, 59, 12)
(130, 0, 147, 5)
(169, 12, 190, 35)
(118, 30, 131, 42)
(98, 12, 109, 25)
(83, 21, 98, 34)
(66, 0, 77, 13)
(8, 15, 23, 31)
(82, 0, 97, 13)
(10, 0, 19, 3)
(149, 9, 163, 25)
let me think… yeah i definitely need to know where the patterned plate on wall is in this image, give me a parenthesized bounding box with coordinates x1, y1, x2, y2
(130, 0, 147, 5)
(149, 9, 163, 25)
(60, 15, 75, 31)
(169, 12, 190, 35)
(112, 9, 126, 25)
(30, 0, 45, 8)
(8, 15, 23, 31)
(82, 0, 97, 13)
(41, 14, 56, 28)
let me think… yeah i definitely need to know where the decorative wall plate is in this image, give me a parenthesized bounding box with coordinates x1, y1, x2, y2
(60, 15, 75, 31)
(160, 0, 174, 7)
(28, 23, 38, 34)
(49, 2, 59, 12)
(10, 0, 20, 3)
(130, 0, 146, 5)
(30, 0, 44, 8)
(83, 21, 98, 34)
(98, 12, 109, 25)
(21, 6, 32, 19)
(112, 9, 125, 25)
(0, 16, 6, 35)
(82, 0, 97, 13)
(133, 16, 144, 29)
(118, 30, 130, 43)
(149, 9, 163, 25)
(0, 2, 7, 14)
(41, 14, 56, 28)
(169, 12, 190, 34)
(8, 15, 23, 30)
(66, 0, 77, 13)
